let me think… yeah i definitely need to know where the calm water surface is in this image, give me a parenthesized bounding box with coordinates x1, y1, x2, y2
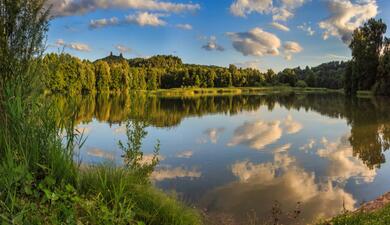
(63, 93, 390, 224)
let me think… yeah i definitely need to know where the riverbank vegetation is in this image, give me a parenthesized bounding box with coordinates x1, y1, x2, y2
(0, 1, 201, 224)
(318, 205, 390, 225)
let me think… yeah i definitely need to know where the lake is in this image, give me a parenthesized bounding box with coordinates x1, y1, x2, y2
(59, 92, 390, 224)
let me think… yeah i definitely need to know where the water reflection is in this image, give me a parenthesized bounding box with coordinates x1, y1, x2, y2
(86, 147, 115, 161)
(201, 152, 356, 224)
(54, 92, 390, 223)
(227, 120, 283, 150)
(151, 167, 202, 181)
(317, 135, 376, 184)
(176, 150, 194, 158)
(199, 128, 226, 144)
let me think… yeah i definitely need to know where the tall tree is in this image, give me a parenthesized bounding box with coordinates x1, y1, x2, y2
(0, 0, 49, 99)
(95, 61, 111, 92)
(375, 38, 390, 95)
(347, 18, 387, 94)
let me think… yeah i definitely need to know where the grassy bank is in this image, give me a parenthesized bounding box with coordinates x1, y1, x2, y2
(318, 205, 390, 225)
(0, 86, 202, 224)
(146, 86, 343, 97)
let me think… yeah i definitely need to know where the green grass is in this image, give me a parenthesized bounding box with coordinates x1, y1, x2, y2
(77, 166, 202, 225)
(357, 90, 375, 98)
(318, 205, 390, 225)
(146, 86, 343, 97)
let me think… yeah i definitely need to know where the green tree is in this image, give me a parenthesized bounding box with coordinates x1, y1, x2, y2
(207, 70, 216, 88)
(194, 75, 201, 87)
(278, 69, 297, 86)
(304, 68, 316, 87)
(264, 69, 276, 85)
(347, 18, 387, 94)
(147, 69, 158, 90)
(375, 38, 390, 95)
(95, 61, 111, 92)
(83, 61, 96, 93)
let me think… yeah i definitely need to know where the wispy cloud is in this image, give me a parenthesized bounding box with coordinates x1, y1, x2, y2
(90, 12, 167, 29)
(151, 167, 201, 181)
(90, 17, 119, 29)
(48, 0, 200, 17)
(176, 23, 193, 30)
(270, 22, 290, 32)
(234, 60, 262, 70)
(115, 45, 132, 54)
(297, 22, 315, 36)
(55, 39, 91, 52)
(176, 150, 194, 158)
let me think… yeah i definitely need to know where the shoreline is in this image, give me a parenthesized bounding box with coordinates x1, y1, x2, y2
(47, 86, 381, 98)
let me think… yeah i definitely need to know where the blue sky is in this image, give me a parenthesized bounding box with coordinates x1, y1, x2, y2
(47, 0, 390, 71)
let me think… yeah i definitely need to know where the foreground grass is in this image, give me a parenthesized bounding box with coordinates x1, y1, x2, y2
(318, 205, 390, 225)
(77, 166, 202, 225)
(0, 87, 201, 224)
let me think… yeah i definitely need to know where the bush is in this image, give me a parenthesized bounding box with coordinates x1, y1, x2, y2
(296, 80, 308, 88)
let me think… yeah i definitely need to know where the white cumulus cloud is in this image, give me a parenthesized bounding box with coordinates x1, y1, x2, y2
(230, 0, 273, 17)
(229, 0, 306, 21)
(283, 42, 303, 61)
(125, 12, 166, 26)
(227, 27, 281, 56)
(319, 0, 378, 43)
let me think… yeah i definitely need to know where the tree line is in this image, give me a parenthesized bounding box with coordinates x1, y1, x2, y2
(43, 52, 347, 94)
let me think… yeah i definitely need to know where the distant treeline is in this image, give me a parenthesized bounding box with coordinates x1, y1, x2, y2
(42, 53, 347, 94)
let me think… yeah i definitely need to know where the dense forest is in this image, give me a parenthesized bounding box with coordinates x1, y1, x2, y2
(43, 52, 348, 94)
